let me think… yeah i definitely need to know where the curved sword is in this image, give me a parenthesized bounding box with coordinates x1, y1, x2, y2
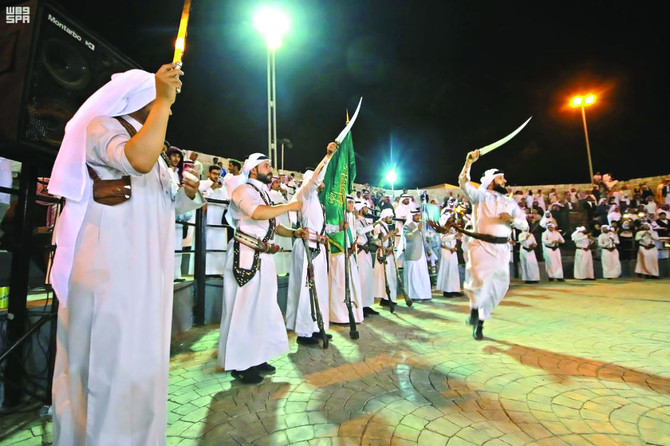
(335, 97, 363, 145)
(479, 116, 532, 155)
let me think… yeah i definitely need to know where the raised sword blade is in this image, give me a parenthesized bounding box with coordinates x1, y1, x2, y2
(335, 97, 363, 145)
(479, 116, 532, 155)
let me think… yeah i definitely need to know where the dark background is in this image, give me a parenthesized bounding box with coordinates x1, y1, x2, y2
(34, 0, 670, 188)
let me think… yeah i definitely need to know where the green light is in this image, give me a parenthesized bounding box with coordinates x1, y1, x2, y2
(254, 6, 290, 50)
(385, 169, 397, 185)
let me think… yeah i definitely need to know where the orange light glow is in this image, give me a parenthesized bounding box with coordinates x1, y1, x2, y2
(570, 94, 596, 107)
(173, 0, 192, 63)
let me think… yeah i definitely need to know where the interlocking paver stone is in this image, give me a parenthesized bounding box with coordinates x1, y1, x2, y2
(2, 279, 670, 445)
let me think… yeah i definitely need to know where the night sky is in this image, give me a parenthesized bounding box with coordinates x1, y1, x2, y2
(48, 0, 670, 188)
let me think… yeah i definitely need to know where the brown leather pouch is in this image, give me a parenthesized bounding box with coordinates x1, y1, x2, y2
(85, 116, 137, 206)
(87, 165, 131, 206)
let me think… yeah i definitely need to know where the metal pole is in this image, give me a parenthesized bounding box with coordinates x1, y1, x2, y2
(271, 49, 278, 170)
(281, 141, 284, 172)
(192, 207, 206, 325)
(581, 106, 594, 182)
(266, 48, 272, 162)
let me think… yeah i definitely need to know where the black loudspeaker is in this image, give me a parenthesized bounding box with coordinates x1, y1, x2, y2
(0, 0, 141, 165)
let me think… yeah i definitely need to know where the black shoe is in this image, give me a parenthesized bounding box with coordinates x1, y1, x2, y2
(548, 278, 554, 282)
(363, 307, 379, 316)
(467, 308, 478, 326)
(312, 331, 333, 339)
(297, 335, 320, 345)
(253, 362, 276, 374)
(557, 278, 565, 282)
(232, 368, 263, 384)
(379, 299, 390, 307)
(443, 291, 457, 298)
(473, 320, 484, 340)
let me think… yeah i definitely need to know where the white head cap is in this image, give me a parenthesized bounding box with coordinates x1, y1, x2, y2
(479, 168, 504, 191)
(354, 201, 367, 212)
(380, 208, 394, 219)
(243, 153, 270, 175)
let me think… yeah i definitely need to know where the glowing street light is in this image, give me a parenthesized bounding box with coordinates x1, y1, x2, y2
(254, 6, 290, 169)
(385, 169, 397, 191)
(570, 94, 597, 181)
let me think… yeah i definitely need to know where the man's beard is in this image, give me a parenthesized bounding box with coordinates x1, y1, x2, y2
(492, 184, 508, 195)
(258, 172, 273, 184)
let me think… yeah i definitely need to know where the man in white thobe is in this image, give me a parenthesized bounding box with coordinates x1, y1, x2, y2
(542, 223, 565, 281)
(199, 165, 229, 275)
(222, 159, 244, 197)
(187, 151, 204, 179)
(539, 210, 557, 230)
(373, 209, 399, 308)
(394, 194, 414, 263)
(403, 209, 432, 301)
(285, 144, 335, 345)
(217, 153, 303, 384)
(608, 205, 622, 226)
(327, 195, 364, 324)
(518, 230, 540, 283)
(598, 225, 621, 279)
(459, 150, 529, 340)
(571, 226, 595, 280)
(635, 223, 660, 278)
(435, 226, 461, 297)
(354, 201, 378, 316)
(221, 159, 244, 240)
(652, 211, 669, 237)
(49, 64, 204, 446)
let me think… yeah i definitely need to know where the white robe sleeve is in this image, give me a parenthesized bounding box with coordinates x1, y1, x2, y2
(233, 184, 264, 218)
(175, 188, 205, 215)
(86, 117, 143, 177)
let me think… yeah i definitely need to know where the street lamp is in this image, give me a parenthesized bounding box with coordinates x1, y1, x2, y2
(279, 138, 292, 172)
(254, 6, 289, 170)
(570, 94, 597, 182)
(385, 169, 397, 191)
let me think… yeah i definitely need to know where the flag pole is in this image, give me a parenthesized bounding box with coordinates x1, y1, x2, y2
(342, 110, 359, 340)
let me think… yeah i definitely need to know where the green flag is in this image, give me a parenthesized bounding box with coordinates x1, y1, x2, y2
(319, 131, 357, 253)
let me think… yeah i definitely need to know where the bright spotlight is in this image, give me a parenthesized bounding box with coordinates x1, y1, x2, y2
(254, 6, 290, 50)
(385, 169, 397, 185)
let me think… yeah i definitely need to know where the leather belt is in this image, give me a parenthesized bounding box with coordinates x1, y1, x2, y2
(476, 234, 510, 244)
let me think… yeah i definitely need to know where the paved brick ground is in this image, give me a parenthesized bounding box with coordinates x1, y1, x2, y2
(2, 278, 669, 445)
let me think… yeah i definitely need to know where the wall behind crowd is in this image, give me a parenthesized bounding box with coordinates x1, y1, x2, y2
(190, 149, 667, 206)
